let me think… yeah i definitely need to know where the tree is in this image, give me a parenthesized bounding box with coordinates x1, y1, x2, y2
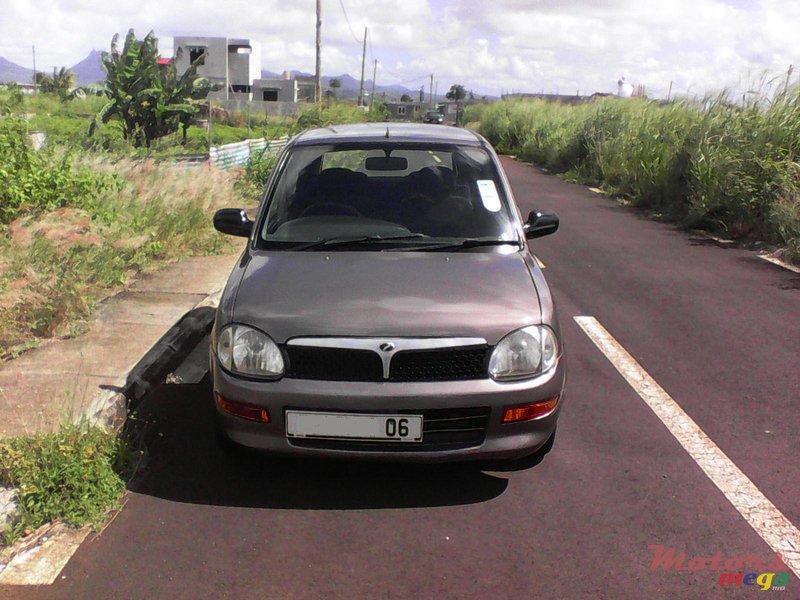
(35, 67, 75, 100)
(328, 78, 341, 98)
(446, 84, 467, 125)
(445, 84, 466, 103)
(90, 30, 209, 147)
(400, 93, 412, 103)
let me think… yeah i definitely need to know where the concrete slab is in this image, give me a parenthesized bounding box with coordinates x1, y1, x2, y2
(93, 292, 207, 327)
(1, 323, 170, 378)
(130, 253, 239, 295)
(0, 247, 241, 438)
(0, 372, 120, 436)
(0, 522, 91, 585)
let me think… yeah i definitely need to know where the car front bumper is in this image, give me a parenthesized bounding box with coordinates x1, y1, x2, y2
(211, 356, 565, 463)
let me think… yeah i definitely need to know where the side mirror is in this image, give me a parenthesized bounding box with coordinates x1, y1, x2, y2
(214, 208, 253, 237)
(523, 210, 559, 239)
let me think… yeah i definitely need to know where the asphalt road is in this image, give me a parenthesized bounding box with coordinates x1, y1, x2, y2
(6, 158, 799, 599)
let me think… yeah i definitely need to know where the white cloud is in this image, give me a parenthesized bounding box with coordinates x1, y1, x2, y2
(0, 0, 796, 98)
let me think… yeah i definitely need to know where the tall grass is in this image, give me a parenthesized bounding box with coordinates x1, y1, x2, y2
(475, 91, 800, 259)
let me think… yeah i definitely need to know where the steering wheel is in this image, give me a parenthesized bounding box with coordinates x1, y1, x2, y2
(300, 202, 364, 218)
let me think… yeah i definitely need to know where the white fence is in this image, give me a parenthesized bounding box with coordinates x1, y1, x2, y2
(209, 136, 289, 169)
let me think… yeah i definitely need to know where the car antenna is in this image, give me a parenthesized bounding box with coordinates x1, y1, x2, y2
(385, 127, 390, 139)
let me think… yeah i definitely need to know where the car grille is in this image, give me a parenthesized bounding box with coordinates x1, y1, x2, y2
(284, 346, 384, 381)
(284, 345, 491, 382)
(390, 347, 489, 381)
(287, 407, 491, 452)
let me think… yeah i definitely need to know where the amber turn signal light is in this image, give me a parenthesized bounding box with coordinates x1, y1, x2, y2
(502, 396, 560, 423)
(215, 393, 270, 423)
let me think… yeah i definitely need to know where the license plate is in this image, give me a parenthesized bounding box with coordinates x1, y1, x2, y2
(286, 411, 423, 443)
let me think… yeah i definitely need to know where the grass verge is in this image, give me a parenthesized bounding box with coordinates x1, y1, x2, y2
(0, 133, 238, 357)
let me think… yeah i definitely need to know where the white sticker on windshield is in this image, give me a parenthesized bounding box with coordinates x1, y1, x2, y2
(477, 180, 501, 212)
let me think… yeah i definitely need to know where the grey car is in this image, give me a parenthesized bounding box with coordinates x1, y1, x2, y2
(211, 123, 565, 463)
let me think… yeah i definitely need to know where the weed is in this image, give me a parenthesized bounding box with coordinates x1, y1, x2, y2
(0, 425, 130, 545)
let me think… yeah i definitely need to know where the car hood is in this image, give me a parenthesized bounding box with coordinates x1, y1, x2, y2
(232, 251, 541, 344)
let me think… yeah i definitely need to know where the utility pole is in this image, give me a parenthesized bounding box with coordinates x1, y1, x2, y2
(315, 0, 322, 103)
(32, 45, 37, 93)
(429, 73, 434, 109)
(358, 27, 367, 106)
(667, 80, 673, 101)
(370, 59, 377, 110)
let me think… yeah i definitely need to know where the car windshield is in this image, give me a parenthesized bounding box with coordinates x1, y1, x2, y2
(259, 143, 517, 248)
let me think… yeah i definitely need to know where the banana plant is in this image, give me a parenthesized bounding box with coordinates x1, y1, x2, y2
(90, 30, 206, 148)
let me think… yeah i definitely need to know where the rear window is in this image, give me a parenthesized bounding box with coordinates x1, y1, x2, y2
(260, 144, 516, 244)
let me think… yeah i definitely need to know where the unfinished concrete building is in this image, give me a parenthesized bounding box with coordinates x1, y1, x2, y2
(173, 36, 262, 99)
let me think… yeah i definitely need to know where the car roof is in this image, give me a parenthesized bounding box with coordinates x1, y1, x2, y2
(292, 122, 484, 146)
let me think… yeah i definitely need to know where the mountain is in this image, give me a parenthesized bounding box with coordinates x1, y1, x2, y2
(0, 56, 34, 84)
(70, 50, 105, 85)
(0, 52, 103, 86)
(2, 48, 444, 102)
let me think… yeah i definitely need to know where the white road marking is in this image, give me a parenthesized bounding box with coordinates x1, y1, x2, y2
(574, 316, 800, 579)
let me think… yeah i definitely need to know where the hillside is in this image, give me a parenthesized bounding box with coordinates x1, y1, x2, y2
(0, 56, 33, 84)
(70, 50, 105, 85)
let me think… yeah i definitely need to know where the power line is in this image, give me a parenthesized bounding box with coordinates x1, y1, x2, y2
(338, 0, 363, 45)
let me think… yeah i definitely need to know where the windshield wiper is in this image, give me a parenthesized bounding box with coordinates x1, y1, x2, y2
(409, 238, 522, 252)
(292, 233, 427, 251)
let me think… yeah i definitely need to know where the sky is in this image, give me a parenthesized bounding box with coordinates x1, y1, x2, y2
(1, 0, 797, 98)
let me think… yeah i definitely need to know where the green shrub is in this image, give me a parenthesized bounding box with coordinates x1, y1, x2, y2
(238, 147, 278, 199)
(0, 118, 119, 224)
(0, 425, 129, 544)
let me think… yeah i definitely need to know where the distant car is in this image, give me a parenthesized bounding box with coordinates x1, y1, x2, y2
(211, 123, 565, 463)
(424, 110, 444, 124)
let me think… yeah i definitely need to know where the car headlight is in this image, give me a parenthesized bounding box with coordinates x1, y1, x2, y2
(216, 324, 284, 379)
(489, 325, 559, 381)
